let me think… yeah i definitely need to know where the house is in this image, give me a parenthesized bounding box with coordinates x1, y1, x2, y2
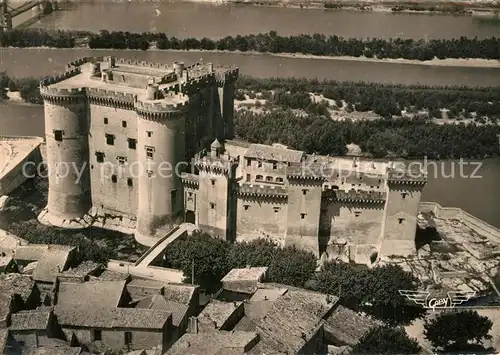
(163, 283, 200, 316)
(166, 331, 260, 355)
(54, 306, 173, 353)
(220, 267, 268, 301)
(134, 295, 190, 341)
(13, 246, 50, 267)
(33, 245, 76, 287)
(90, 269, 131, 282)
(55, 280, 130, 310)
(0, 230, 27, 256)
(197, 300, 244, 332)
(8, 310, 63, 349)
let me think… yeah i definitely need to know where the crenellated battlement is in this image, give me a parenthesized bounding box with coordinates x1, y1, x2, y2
(236, 183, 288, 200)
(387, 167, 427, 186)
(195, 151, 238, 176)
(116, 58, 171, 70)
(67, 57, 102, 70)
(181, 173, 199, 189)
(215, 68, 239, 85)
(40, 68, 82, 88)
(87, 88, 136, 110)
(323, 189, 386, 204)
(135, 94, 189, 120)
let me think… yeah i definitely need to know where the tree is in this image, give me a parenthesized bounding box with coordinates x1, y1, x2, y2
(268, 246, 317, 288)
(163, 231, 231, 293)
(352, 325, 422, 354)
(227, 239, 277, 269)
(424, 310, 493, 351)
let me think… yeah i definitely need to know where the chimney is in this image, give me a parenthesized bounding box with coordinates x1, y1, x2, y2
(102, 70, 109, 82)
(208, 62, 213, 72)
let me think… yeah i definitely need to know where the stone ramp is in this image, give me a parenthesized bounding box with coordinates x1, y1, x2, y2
(134, 223, 197, 268)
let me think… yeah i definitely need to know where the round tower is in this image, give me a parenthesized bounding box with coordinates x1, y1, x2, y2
(135, 94, 189, 245)
(41, 86, 91, 223)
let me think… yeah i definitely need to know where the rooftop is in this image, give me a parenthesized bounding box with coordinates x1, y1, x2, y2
(166, 331, 259, 355)
(323, 305, 378, 346)
(33, 246, 76, 283)
(13, 244, 50, 261)
(55, 306, 170, 329)
(135, 295, 189, 327)
(0, 273, 36, 302)
(9, 310, 52, 331)
(23, 346, 84, 355)
(244, 144, 305, 163)
(163, 282, 198, 305)
(0, 255, 14, 268)
(94, 269, 131, 281)
(56, 280, 126, 310)
(221, 267, 268, 294)
(127, 278, 165, 289)
(58, 261, 103, 278)
(0, 229, 28, 254)
(0, 136, 43, 182)
(198, 300, 243, 329)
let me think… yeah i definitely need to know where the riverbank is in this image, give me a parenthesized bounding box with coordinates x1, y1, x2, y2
(6, 46, 500, 69)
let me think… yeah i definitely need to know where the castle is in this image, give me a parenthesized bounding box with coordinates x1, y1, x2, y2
(39, 57, 427, 263)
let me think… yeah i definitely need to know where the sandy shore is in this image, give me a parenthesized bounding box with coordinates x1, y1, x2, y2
(8, 47, 500, 69)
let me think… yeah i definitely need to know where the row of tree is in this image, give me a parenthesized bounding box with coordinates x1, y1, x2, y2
(1, 29, 499, 60)
(235, 109, 500, 159)
(236, 76, 500, 120)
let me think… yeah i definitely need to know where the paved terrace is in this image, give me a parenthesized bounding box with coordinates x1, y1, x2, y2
(0, 136, 43, 179)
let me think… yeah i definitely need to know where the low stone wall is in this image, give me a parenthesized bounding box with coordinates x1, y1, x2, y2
(420, 202, 500, 244)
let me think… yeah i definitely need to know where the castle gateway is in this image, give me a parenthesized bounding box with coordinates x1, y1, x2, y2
(39, 57, 426, 263)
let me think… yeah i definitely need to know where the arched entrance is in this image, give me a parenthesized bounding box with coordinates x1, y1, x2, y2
(185, 211, 196, 224)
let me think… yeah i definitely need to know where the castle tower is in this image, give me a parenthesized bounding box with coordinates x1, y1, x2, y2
(135, 90, 189, 245)
(195, 140, 238, 241)
(215, 68, 239, 140)
(284, 166, 324, 257)
(40, 85, 91, 223)
(379, 167, 427, 258)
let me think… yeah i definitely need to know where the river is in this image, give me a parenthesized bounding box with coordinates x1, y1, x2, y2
(1, 102, 500, 229)
(28, 1, 500, 40)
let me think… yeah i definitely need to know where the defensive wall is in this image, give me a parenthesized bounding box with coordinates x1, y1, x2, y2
(0, 136, 44, 196)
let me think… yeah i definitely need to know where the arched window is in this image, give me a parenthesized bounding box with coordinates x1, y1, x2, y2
(256, 175, 263, 181)
(266, 176, 273, 182)
(276, 177, 284, 183)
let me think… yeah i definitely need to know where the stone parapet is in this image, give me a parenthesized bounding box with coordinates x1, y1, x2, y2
(324, 189, 386, 204)
(116, 58, 171, 70)
(135, 94, 189, 120)
(86, 88, 136, 109)
(236, 183, 288, 199)
(40, 69, 85, 103)
(181, 173, 199, 189)
(215, 67, 239, 85)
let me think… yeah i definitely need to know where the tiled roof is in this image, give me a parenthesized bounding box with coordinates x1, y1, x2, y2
(323, 305, 378, 346)
(222, 267, 268, 283)
(94, 269, 130, 281)
(233, 315, 257, 332)
(13, 245, 49, 261)
(166, 331, 259, 355)
(127, 278, 164, 289)
(244, 144, 305, 163)
(33, 246, 75, 283)
(0, 273, 35, 302)
(9, 310, 51, 330)
(57, 280, 126, 310)
(23, 347, 83, 355)
(58, 261, 102, 278)
(0, 229, 27, 253)
(198, 300, 242, 328)
(0, 295, 12, 324)
(0, 329, 8, 353)
(55, 306, 170, 329)
(135, 295, 189, 327)
(254, 288, 337, 353)
(163, 283, 197, 305)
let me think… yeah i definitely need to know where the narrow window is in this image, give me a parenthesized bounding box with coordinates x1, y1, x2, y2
(95, 152, 105, 163)
(93, 330, 102, 341)
(127, 178, 133, 187)
(105, 134, 115, 146)
(273, 207, 280, 213)
(210, 203, 215, 209)
(147, 170, 153, 177)
(257, 161, 262, 168)
(246, 159, 251, 167)
(401, 192, 408, 199)
(276, 177, 283, 183)
(300, 213, 306, 219)
(117, 156, 127, 165)
(188, 192, 193, 197)
(145, 146, 155, 159)
(54, 130, 63, 141)
(111, 175, 117, 183)
(246, 174, 250, 182)
(211, 180, 215, 186)
(354, 211, 362, 217)
(398, 218, 405, 224)
(272, 162, 277, 169)
(244, 204, 249, 211)
(147, 131, 153, 138)
(122, 120, 127, 128)
(128, 138, 137, 150)
(256, 175, 263, 181)
(302, 189, 308, 195)
(266, 176, 273, 182)
(103, 117, 108, 124)
(124, 331, 132, 346)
